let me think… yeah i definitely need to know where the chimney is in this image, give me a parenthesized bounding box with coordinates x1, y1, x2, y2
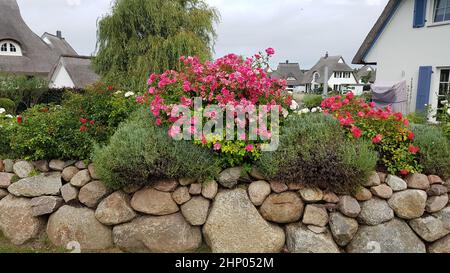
(325, 51, 329, 59)
(56, 30, 62, 38)
(286, 60, 289, 64)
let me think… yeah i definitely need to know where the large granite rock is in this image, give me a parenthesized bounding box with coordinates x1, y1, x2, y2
(260, 192, 304, 224)
(113, 213, 202, 253)
(0, 195, 45, 245)
(29, 196, 63, 216)
(338, 195, 361, 218)
(49, 159, 65, 171)
(362, 171, 381, 187)
(202, 179, 218, 200)
(248, 180, 271, 206)
(7, 172, 62, 197)
(428, 235, 450, 253)
(357, 198, 394, 226)
(385, 175, 407, 191)
(47, 206, 113, 250)
(406, 173, 430, 190)
(433, 206, 450, 230)
(388, 190, 427, 219)
(12, 161, 34, 178)
(217, 167, 242, 188)
(131, 187, 179, 215)
(60, 183, 79, 203)
(172, 186, 191, 205)
(285, 223, 340, 253)
(347, 219, 426, 253)
(70, 169, 91, 187)
(181, 196, 210, 226)
(203, 189, 285, 253)
(298, 187, 323, 202)
(302, 205, 329, 227)
(78, 181, 110, 208)
(329, 212, 358, 247)
(409, 216, 450, 242)
(426, 195, 449, 213)
(61, 166, 79, 182)
(95, 191, 137, 225)
(153, 179, 179, 192)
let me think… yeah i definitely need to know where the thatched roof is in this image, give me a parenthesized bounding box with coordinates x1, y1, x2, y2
(0, 0, 70, 76)
(301, 55, 354, 84)
(42, 32, 78, 56)
(49, 55, 100, 89)
(271, 61, 304, 86)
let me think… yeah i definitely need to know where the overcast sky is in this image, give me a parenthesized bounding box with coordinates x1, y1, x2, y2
(17, 0, 389, 69)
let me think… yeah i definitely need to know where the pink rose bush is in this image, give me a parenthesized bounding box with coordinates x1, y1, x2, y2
(141, 49, 292, 167)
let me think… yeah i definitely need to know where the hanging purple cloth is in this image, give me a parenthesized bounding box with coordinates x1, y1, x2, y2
(371, 81, 407, 114)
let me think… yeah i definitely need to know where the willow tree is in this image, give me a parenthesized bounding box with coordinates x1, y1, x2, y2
(94, 0, 219, 90)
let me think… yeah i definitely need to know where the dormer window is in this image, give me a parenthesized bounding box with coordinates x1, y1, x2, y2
(313, 72, 320, 82)
(434, 0, 450, 23)
(0, 40, 22, 56)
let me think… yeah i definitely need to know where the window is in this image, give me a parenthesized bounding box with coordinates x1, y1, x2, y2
(434, 0, 450, 23)
(0, 40, 22, 56)
(437, 69, 449, 121)
(313, 72, 320, 82)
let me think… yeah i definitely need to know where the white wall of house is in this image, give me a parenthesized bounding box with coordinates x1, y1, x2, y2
(328, 72, 358, 87)
(49, 63, 75, 88)
(365, 0, 450, 116)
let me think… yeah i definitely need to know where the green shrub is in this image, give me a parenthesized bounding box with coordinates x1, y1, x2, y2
(9, 105, 94, 160)
(302, 94, 323, 109)
(412, 124, 450, 179)
(93, 108, 222, 189)
(257, 114, 378, 193)
(0, 115, 15, 158)
(0, 98, 15, 113)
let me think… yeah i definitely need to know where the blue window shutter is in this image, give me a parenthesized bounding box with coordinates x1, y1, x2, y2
(413, 0, 428, 28)
(416, 66, 433, 111)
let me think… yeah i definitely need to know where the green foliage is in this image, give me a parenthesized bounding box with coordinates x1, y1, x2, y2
(0, 98, 15, 113)
(412, 124, 450, 179)
(9, 105, 94, 160)
(302, 94, 323, 109)
(93, 108, 222, 189)
(407, 111, 429, 125)
(94, 0, 219, 91)
(257, 114, 378, 193)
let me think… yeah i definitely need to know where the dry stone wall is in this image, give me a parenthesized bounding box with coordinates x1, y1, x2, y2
(0, 159, 449, 253)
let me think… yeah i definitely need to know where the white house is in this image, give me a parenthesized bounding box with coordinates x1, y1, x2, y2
(270, 61, 305, 92)
(302, 54, 363, 95)
(353, 0, 450, 117)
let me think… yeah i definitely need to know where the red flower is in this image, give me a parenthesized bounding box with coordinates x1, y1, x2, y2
(17, 115, 23, 124)
(107, 85, 114, 91)
(400, 169, 409, 175)
(351, 126, 362, 139)
(372, 134, 383, 144)
(403, 119, 410, 127)
(89, 120, 95, 126)
(357, 111, 365, 118)
(79, 118, 87, 124)
(394, 112, 403, 121)
(265, 48, 275, 56)
(408, 131, 415, 141)
(346, 92, 354, 100)
(409, 145, 420, 155)
(80, 126, 87, 132)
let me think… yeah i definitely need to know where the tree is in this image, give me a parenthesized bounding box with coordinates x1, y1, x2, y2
(94, 0, 219, 91)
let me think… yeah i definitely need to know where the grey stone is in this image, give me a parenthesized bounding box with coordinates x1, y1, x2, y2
(172, 187, 191, 205)
(338, 195, 361, 218)
(370, 184, 393, 199)
(131, 188, 179, 215)
(249, 166, 266, 180)
(302, 205, 329, 227)
(433, 206, 450, 230)
(0, 189, 7, 199)
(0, 195, 45, 245)
(13, 161, 34, 178)
(181, 196, 210, 226)
(0, 172, 14, 189)
(30, 196, 63, 216)
(248, 180, 271, 206)
(33, 160, 50, 172)
(386, 175, 408, 191)
(88, 163, 100, 180)
(60, 183, 79, 203)
(428, 235, 450, 253)
(388, 190, 427, 219)
(49, 159, 65, 171)
(203, 189, 285, 253)
(307, 225, 328, 234)
(217, 167, 242, 188)
(329, 212, 358, 247)
(153, 179, 179, 192)
(347, 219, 426, 253)
(8, 172, 62, 197)
(3, 159, 14, 173)
(70, 169, 91, 187)
(78, 181, 111, 208)
(286, 222, 340, 253)
(74, 160, 87, 169)
(298, 187, 323, 202)
(362, 171, 381, 187)
(113, 213, 202, 253)
(95, 191, 137, 225)
(61, 166, 79, 182)
(409, 216, 449, 242)
(47, 206, 113, 250)
(270, 180, 288, 193)
(189, 183, 202, 195)
(260, 192, 304, 224)
(428, 175, 444, 185)
(179, 178, 197, 186)
(426, 195, 449, 213)
(323, 192, 340, 203)
(427, 185, 448, 196)
(353, 187, 372, 201)
(202, 180, 218, 200)
(358, 198, 394, 226)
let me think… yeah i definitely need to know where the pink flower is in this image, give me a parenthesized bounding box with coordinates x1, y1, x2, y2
(357, 112, 365, 118)
(403, 119, 410, 127)
(346, 92, 354, 100)
(265, 48, 275, 56)
(213, 143, 222, 151)
(245, 144, 254, 152)
(369, 102, 376, 108)
(372, 134, 383, 144)
(351, 126, 362, 139)
(135, 96, 144, 103)
(254, 54, 261, 59)
(148, 87, 156, 94)
(409, 145, 420, 155)
(168, 126, 181, 138)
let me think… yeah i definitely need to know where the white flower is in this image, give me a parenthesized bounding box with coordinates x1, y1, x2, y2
(311, 107, 318, 113)
(441, 100, 448, 105)
(124, 91, 135, 98)
(0, 108, 5, 114)
(447, 108, 450, 115)
(290, 100, 299, 110)
(5, 114, 13, 118)
(115, 91, 123, 95)
(300, 108, 310, 114)
(282, 108, 289, 118)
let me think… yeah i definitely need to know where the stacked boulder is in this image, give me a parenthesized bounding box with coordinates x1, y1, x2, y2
(0, 159, 449, 253)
